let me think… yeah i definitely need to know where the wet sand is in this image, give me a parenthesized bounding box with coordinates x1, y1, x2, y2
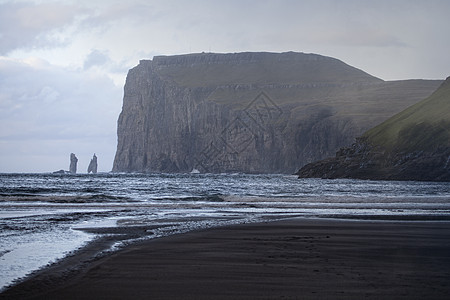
(2, 218, 450, 299)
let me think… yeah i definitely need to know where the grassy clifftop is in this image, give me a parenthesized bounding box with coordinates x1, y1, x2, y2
(153, 52, 383, 87)
(364, 77, 450, 152)
(297, 77, 450, 181)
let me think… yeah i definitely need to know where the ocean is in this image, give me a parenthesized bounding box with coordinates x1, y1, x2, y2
(1, 173, 450, 290)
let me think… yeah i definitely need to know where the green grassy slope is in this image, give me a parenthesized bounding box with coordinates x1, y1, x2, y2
(364, 77, 450, 152)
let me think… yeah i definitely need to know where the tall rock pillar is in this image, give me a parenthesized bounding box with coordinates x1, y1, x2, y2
(69, 153, 78, 174)
(87, 153, 98, 174)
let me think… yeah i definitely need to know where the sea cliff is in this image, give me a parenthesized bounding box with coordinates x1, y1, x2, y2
(113, 52, 441, 173)
(297, 77, 450, 181)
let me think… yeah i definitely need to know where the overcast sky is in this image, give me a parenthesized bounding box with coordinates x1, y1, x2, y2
(1, 0, 449, 173)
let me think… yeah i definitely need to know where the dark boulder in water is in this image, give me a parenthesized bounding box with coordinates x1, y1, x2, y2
(53, 169, 69, 174)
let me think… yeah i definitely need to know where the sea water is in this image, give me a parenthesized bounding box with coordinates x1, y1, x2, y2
(1, 173, 450, 290)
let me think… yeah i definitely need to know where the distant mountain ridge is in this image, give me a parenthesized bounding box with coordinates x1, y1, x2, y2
(297, 77, 450, 181)
(112, 51, 441, 173)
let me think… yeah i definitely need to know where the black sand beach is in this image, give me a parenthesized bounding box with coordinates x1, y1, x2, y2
(2, 218, 450, 299)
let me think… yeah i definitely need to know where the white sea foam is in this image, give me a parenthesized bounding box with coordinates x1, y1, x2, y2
(0, 228, 93, 291)
(1, 173, 449, 291)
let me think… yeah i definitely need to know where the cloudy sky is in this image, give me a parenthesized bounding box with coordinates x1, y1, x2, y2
(1, 0, 449, 173)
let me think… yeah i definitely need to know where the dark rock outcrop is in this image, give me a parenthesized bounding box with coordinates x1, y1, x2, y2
(112, 52, 441, 173)
(297, 138, 450, 181)
(53, 169, 69, 174)
(87, 154, 98, 174)
(69, 153, 78, 174)
(297, 77, 450, 181)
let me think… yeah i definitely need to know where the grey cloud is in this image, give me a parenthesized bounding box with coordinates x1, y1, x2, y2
(82, 49, 131, 76)
(78, 2, 159, 32)
(1, 0, 450, 172)
(0, 2, 85, 54)
(0, 58, 120, 139)
(83, 49, 111, 69)
(0, 57, 122, 172)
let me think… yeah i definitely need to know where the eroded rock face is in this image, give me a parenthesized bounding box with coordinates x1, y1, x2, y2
(87, 154, 98, 174)
(296, 138, 450, 181)
(69, 153, 78, 174)
(112, 52, 441, 173)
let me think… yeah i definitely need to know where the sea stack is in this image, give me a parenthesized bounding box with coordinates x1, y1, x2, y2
(69, 153, 78, 174)
(87, 154, 98, 174)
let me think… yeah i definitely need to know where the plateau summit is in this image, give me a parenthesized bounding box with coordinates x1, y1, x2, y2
(113, 52, 441, 174)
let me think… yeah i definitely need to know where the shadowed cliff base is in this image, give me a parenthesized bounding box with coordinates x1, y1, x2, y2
(112, 52, 441, 174)
(297, 77, 450, 181)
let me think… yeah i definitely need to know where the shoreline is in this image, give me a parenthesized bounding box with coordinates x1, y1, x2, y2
(2, 217, 450, 299)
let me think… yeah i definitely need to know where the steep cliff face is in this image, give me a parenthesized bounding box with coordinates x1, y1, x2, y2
(113, 52, 441, 173)
(297, 77, 450, 181)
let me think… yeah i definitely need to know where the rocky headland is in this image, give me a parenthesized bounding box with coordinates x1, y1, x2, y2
(297, 77, 450, 181)
(112, 52, 442, 173)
